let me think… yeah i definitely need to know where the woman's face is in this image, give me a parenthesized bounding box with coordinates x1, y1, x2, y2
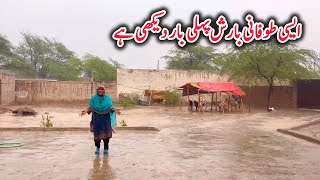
(97, 88, 105, 96)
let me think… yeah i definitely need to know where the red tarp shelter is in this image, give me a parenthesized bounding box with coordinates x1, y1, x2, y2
(179, 82, 245, 96)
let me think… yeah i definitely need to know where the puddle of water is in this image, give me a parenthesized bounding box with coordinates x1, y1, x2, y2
(1, 108, 320, 179)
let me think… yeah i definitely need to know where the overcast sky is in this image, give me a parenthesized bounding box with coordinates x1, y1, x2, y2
(1, 0, 319, 69)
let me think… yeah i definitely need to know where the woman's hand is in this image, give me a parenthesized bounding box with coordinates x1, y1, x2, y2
(115, 109, 121, 115)
(80, 110, 87, 116)
(112, 126, 116, 133)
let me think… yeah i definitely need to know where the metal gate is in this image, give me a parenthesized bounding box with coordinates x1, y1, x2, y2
(297, 79, 320, 109)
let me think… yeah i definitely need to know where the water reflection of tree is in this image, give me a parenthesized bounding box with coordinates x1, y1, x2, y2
(89, 155, 116, 180)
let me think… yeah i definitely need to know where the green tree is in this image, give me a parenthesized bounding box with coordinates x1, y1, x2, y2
(15, 33, 74, 79)
(5, 57, 37, 77)
(0, 34, 36, 77)
(0, 34, 14, 65)
(82, 54, 122, 81)
(1, 33, 123, 81)
(46, 57, 83, 81)
(109, 57, 124, 69)
(309, 51, 320, 73)
(220, 41, 319, 109)
(163, 44, 220, 70)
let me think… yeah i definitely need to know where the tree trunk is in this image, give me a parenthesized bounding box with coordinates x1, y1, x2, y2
(248, 85, 251, 113)
(39, 70, 45, 79)
(211, 93, 213, 112)
(266, 83, 273, 110)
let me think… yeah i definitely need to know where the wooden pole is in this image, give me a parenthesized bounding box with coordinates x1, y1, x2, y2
(148, 91, 152, 105)
(215, 92, 218, 112)
(241, 97, 244, 112)
(179, 92, 183, 110)
(142, 90, 145, 102)
(220, 92, 222, 113)
(228, 94, 231, 112)
(187, 84, 190, 111)
(211, 93, 214, 112)
(198, 89, 200, 112)
(187, 84, 190, 101)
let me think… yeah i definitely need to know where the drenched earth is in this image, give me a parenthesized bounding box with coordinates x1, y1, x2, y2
(293, 123, 320, 141)
(11, 107, 37, 116)
(0, 106, 320, 179)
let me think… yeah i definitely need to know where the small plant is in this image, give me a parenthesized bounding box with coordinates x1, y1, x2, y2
(120, 120, 127, 127)
(163, 90, 180, 106)
(41, 114, 54, 128)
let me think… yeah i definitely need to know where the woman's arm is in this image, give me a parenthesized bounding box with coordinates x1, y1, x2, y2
(115, 109, 121, 115)
(109, 107, 121, 115)
(87, 107, 92, 114)
(80, 107, 93, 116)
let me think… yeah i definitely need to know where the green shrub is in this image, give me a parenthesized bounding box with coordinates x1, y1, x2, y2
(120, 120, 127, 126)
(41, 114, 53, 128)
(120, 97, 137, 109)
(163, 91, 181, 106)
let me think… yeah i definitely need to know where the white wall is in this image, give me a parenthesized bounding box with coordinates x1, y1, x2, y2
(117, 69, 229, 96)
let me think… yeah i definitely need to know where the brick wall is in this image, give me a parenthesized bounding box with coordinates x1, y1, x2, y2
(240, 86, 294, 109)
(0, 72, 16, 105)
(15, 80, 117, 104)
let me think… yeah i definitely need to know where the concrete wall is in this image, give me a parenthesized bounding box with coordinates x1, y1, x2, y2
(116, 69, 296, 108)
(15, 80, 117, 104)
(0, 72, 16, 105)
(117, 69, 229, 96)
(0, 69, 297, 108)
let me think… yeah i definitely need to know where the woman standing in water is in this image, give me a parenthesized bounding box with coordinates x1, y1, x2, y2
(81, 84, 120, 154)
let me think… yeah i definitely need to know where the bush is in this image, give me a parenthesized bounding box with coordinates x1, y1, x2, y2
(120, 120, 127, 126)
(41, 114, 53, 128)
(120, 97, 137, 109)
(163, 91, 181, 106)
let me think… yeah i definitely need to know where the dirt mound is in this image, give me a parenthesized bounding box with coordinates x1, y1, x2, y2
(12, 107, 37, 116)
(0, 106, 12, 114)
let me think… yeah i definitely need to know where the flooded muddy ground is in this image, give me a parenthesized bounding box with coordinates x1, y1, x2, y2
(0, 106, 320, 179)
(293, 123, 320, 141)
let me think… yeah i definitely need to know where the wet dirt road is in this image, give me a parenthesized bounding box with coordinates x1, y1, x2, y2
(1, 108, 320, 179)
